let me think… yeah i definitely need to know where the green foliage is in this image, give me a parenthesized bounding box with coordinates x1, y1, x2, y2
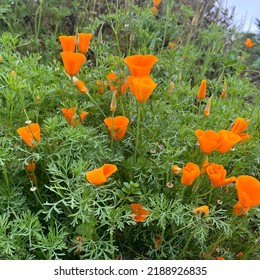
(0, 0, 259, 260)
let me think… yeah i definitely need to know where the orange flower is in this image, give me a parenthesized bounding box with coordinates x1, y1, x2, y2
(62, 107, 77, 126)
(200, 157, 210, 174)
(106, 72, 128, 96)
(220, 81, 227, 98)
(86, 164, 118, 186)
(153, 0, 161, 6)
(207, 163, 236, 187)
(128, 76, 157, 103)
(17, 123, 40, 148)
(60, 51, 86, 77)
(203, 96, 213, 117)
(130, 203, 150, 222)
(245, 38, 255, 48)
(154, 236, 162, 249)
(230, 117, 250, 135)
(62, 107, 88, 126)
(104, 116, 129, 141)
(233, 175, 260, 215)
(181, 162, 200, 186)
(197, 80, 206, 100)
(216, 256, 225, 260)
(195, 129, 220, 154)
(216, 130, 241, 153)
(151, 6, 158, 14)
(236, 252, 243, 258)
(77, 33, 93, 53)
(172, 165, 182, 174)
(59, 35, 76, 52)
(25, 161, 36, 172)
(124, 54, 158, 77)
(96, 80, 105, 94)
(193, 205, 209, 216)
(72, 77, 88, 94)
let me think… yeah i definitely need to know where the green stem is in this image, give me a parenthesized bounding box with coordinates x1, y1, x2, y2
(178, 231, 193, 259)
(86, 92, 107, 118)
(119, 96, 125, 116)
(110, 111, 114, 150)
(134, 102, 141, 162)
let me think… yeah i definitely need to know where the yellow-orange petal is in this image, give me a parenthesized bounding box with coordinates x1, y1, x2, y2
(59, 35, 76, 52)
(130, 203, 150, 222)
(77, 33, 93, 53)
(86, 164, 117, 186)
(197, 80, 206, 100)
(60, 51, 86, 77)
(17, 123, 41, 148)
(193, 205, 209, 216)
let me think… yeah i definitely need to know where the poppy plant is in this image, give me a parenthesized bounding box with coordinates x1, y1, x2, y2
(195, 129, 220, 154)
(17, 123, 40, 148)
(59, 35, 76, 52)
(197, 79, 206, 100)
(85, 164, 117, 186)
(124, 54, 158, 77)
(233, 175, 260, 215)
(128, 76, 157, 103)
(181, 162, 200, 186)
(217, 130, 241, 153)
(106, 72, 128, 96)
(207, 163, 236, 187)
(104, 116, 129, 141)
(130, 203, 150, 222)
(245, 38, 255, 48)
(60, 51, 86, 77)
(77, 33, 93, 53)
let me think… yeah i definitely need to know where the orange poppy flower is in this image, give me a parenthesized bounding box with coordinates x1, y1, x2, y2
(130, 203, 150, 222)
(104, 116, 129, 141)
(153, 0, 161, 6)
(62, 107, 88, 126)
(128, 76, 157, 103)
(181, 162, 200, 186)
(236, 252, 243, 258)
(72, 77, 88, 94)
(245, 38, 255, 48)
(59, 35, 76, 52)
(230, 117, 250, 135)
(17, 123, 41, 148)
(25, 161, 36, 172)
(233, 175, 260, 215)
(86, 164, 117, 186)
(217, 130, 241, 153)
(62, 107, 77, 126)
(207, 163, 236, 187)
(204, 96, 213, 117)
(124, 54, 158, 77)
(216, 256, 225, 260)
(200, 157, 210, 174)
(60, 51, 86, 77)
(96, 80, 105, 94)
(193, 205, 209, 216)
(195, 129, 220, 154)
(172, 165, 182, 174)
(197, 80, 206, 100)
(77, 33, 93, 53)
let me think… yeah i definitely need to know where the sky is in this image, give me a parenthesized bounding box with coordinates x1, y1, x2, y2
(226, 0, 260, 32)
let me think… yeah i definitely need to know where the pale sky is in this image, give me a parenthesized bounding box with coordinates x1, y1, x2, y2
(226, 0, 260, 32)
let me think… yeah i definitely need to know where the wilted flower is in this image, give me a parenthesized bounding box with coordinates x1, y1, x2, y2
(130, 203, 150, 222)
(233, 175, 260, 215)
(181, 162, 200, 186)
(86, 164, 118, 186)
(193, 205, 209, 216)
(62, 107, 88, 126)
(25, 161, 36, 172)
(172, 165, 182, 174)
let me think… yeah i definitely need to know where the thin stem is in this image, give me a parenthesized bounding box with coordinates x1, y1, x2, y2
(134, 102, 141, 162)
(110, 111, 114, 150)
(86, 92, 107, 118)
